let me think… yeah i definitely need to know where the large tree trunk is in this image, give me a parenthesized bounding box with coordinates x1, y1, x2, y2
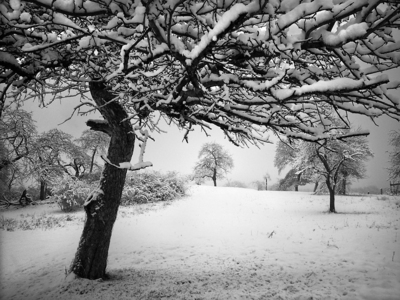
(68, 80, 135, 279)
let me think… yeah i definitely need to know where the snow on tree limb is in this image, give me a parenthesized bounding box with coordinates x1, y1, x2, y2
(100, 127, 153, 171)
(2, 0, 400, 144)
(101, 155, 153, 171)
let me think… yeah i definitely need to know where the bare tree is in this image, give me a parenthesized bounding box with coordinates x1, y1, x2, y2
(0, 107, 37, 190)
(263, 173, 271, 191)
(1, 0, 400, 279)
(274, 141, 314, 191)
(275, 135, 373, 212)
(0, 108, 37, 171)
(253, 173, 271, 190)
(314, 138, 373, 212)
(388, 130, 400, 182)
(193, 142, 234, 187)
(30, 129, 91, 199)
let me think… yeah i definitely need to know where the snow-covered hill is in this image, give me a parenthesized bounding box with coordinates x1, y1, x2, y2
(1, 185, 399, 299)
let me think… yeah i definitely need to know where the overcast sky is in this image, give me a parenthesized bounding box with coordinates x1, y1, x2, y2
(22, 93, 398, 191)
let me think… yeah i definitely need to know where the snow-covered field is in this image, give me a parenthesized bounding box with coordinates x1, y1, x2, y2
(1, 185, 399, 300)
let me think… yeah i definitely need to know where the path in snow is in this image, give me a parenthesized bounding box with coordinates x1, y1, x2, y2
(0, 185, 399, 299)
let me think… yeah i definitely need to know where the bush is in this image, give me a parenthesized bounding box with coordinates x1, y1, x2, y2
(122, 171, 189, 205)
(50, 175, 95, 211)
(225, 180, 248, 188)
(49, 171, 188, 210)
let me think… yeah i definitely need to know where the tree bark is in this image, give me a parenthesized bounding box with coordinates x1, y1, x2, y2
(89, 148, 97, 173)
(68, 80, 135, 279)
(328, 187, 336, 213)
(295, 172, 302, 192)
(73, 159, 80, 178)
(326, 177, 336, 213)
(212, 168, 217, 186)
(342, 176, 347, 195)
(313, 181, 319, 193)
(39, 180, 47, 200)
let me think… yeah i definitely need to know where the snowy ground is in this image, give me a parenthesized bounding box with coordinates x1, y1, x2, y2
(1, 185, 399, 300)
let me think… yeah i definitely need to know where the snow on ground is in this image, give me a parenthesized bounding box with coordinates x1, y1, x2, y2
(0, 185, 399, 300)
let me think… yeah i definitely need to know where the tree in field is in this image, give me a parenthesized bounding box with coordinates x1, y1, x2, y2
(75, 130, 110, 174)
(264, 173, 271, 191)
(193, 142, 234, 187)
(275, 135, 373, 212)
(388, 130, 400, 182)
(31, 129, 91, 199)
(0, 107, 37, 190)
(253, 173, 270, 190)
(274, 141, 314, 191)
(277, 167, 312, 191)
(2, 0, 400, 279)
(314, 138, 373, 212)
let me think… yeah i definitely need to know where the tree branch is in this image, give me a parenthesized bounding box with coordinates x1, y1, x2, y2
(86, 120, 112, 137)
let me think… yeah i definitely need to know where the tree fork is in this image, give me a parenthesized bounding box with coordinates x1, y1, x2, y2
(68, 80, 135, 279)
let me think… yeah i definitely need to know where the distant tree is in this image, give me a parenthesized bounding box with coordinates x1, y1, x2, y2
(277, 168, 311, 191)
(388, 130, 400, 182)
(252, 180, 264, 191)
(0, 107, 37, 190)
(31, 129, 91, 199)
(193, 142, 233, 187)
(253, 173, 271, 190)
(264, 173, 271, 191)
(274, 141, 313, 191)
(275, 133, 373, 212)
(225, 180, 247, 188)
(313, 139, 373, 212)
(76, 130, 110, 173)
(335, 151, 369, 195)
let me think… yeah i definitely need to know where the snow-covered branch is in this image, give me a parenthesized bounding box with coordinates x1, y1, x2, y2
(101, 155, 152, 172)
(100, 127, 153, 171)
(2, 0, 400, 144)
